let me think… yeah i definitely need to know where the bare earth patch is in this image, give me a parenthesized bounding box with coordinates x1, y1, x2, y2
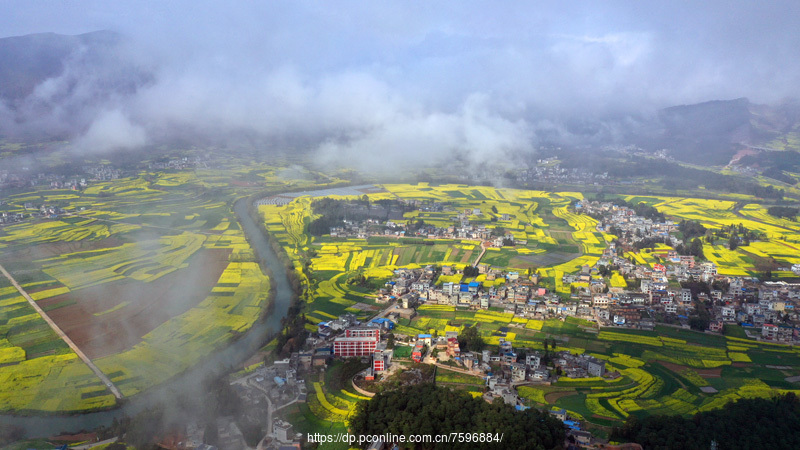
(545, 390, 576, 404)
(350, 302, 379, 311)
(656, 360, 722, 378)
(39, 248, 231, 359)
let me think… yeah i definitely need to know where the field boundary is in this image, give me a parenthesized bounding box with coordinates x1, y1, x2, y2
(0, 263, 124, 400)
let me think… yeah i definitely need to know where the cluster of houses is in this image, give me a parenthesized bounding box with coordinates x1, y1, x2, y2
(330, 206, 520, 245)
(316, 312, 611, 386)
(514, 160, 609, 186)
(378, 265, 547, 310)
(1, 203, 70, 224)
(1, 168, 91, 190)
(146, 155, 208, 171)
(0, 210, 26, 224)
(579, 200, 678, 248)
(370, 252, 800, 343)
(315, 315, 396, 380)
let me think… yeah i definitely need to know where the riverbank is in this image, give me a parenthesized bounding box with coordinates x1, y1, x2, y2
(0, 197, 295, 437)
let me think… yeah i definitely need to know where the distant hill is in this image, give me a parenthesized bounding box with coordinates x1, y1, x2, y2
(647, 98, 753, 165)
(643, 98, 800, 165)
(0, 31, 151, 140)
(0, 30, 797, 163)
(0, 31, 123, 104)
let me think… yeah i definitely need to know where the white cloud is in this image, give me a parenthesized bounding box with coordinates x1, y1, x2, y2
(76, 109, 146, 153)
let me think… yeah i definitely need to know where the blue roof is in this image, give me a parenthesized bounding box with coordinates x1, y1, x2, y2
(460, 284, 470, 292)
(468, 281, 480, 287)
(418, 334, 432, 338)
(678, 315, 688, 319)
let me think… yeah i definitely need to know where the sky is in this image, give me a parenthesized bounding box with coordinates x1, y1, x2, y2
(1, 1, 799, 169)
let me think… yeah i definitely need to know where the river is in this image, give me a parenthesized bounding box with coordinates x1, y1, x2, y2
(0, 197, 295, 437)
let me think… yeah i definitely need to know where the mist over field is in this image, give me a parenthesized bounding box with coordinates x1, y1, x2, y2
(1, 1, 799, 172)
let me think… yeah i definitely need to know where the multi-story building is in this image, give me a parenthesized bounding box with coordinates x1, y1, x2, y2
(333, 337, 379, 357)
(345, 328, 380, 339)
(333, 328, 380, 357)
(373, 350, 392, 372)
(412, 342, 424, 362)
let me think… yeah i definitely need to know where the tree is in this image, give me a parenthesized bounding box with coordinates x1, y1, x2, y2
(462, 265, 480, 277)
(490, 226, 505, 237)
(458, 325, 485, 352)
(386, 332, 395, 349)
(729, 235, 739, 250)
(350, 384, 566, 449)
(610, 394, 800, 449)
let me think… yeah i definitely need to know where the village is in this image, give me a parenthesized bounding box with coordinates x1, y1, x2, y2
(327, 197, 800, 343)
(254, 197, 800, 447)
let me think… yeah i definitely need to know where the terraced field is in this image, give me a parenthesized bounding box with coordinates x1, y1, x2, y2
(261, 184, 610, 308)
(621, 195, 800, 276)
(0, 167, 279, 412)
(261, 183, 800, 433)
(511, 324, 800, 427)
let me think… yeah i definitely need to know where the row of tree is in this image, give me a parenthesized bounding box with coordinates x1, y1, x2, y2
(768, 205, 799, 219)
(349, 383, 566, 449)
(610, 393, 800, 449)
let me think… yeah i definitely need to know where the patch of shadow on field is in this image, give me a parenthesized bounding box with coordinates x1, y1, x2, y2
(515, 251, 581, 267)
(656, 360, 722, 378)
(39, 247, 231, 359)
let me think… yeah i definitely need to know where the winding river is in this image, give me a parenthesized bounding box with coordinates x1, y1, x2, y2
(0, 198, 294, 437)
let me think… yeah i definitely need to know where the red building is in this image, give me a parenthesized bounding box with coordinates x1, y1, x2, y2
(345, 328, 380, 339)
(333, 336, 379, 357)
(333, 328, 381, 357)
(412, 342, 424, 362)
(373, 353, 385, 372)
(446, 337, 460, 357)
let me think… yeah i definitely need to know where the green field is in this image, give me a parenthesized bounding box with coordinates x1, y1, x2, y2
(260, 183, 800, 428)
(261, 184, 612, 304)
(618, 196, 800, 275)
(0, 161, 311, 413)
